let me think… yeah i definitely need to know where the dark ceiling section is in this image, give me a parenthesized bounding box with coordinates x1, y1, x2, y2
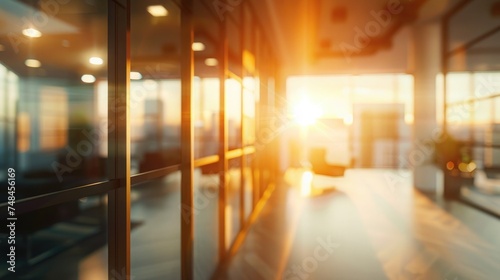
(0, 0, 108, 80)
(315, 0, 429, 58)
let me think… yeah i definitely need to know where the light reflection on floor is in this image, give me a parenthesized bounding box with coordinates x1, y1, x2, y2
(219, 168, 500, 280)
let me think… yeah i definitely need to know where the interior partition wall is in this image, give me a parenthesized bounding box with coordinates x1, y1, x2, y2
(0, 0, 279, 279)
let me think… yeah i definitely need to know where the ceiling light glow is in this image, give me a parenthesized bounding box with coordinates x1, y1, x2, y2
(147, 5, 168, 17)
(81, 74, 96, 83)
(192, 42, 206, 51)
(22, 28, 42, 38)
(89, 57, 104, 65)
(205, 58, 218, 66)
(130, 72, 143, 80)
(25, 59, 41, 68)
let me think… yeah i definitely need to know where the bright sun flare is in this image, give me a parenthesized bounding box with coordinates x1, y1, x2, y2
(292, 96, 323, 126)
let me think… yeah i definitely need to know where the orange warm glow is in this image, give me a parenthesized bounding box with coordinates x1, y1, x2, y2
(291, 95, 323, 126)
(446, 161, 455, 170)
(300, 171, 314, 197)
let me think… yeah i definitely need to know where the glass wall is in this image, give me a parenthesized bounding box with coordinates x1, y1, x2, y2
(129, 0, 182, 174)
(441, 0, 500, 211)
(0, 0, 278, 279)
(193, 0, 220, 159)
(193, 166, 219, 280)
(0, 0, 108, 203)
(130, 173, 181, 279)
(0, 1, 111, 278)
(444, 72, 500, 168)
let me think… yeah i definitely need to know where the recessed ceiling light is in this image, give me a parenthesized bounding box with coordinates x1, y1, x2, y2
(81, 74, 96, 83)
(147, 5, 168, 17)
(192, 42, 205, 51)
(205, 58, 218, 66)
(25, 59, 41, 68)
(22, 28, 42, 38)
(130, 71, 142, 80)
(89, 57, 104, 65)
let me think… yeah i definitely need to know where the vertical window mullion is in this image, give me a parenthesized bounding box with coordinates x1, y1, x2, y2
(181, 0, 195, 279)
(108, 0, 131, 278)
(219, 14, 228, 262)
(239, 5, 246, 229)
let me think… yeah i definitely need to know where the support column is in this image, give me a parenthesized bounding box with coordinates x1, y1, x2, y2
(411, 21, 441, 193)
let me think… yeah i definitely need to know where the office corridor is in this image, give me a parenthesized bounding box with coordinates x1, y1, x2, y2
(217, 169, 500, 280)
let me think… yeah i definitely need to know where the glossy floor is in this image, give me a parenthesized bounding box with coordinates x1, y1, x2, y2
(216, 169, 500, 280)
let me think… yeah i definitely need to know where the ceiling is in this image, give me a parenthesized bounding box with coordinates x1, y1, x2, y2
(0, 0, 219, 81)
(0, 0, 108, 80)
(259, 0, 500, 75)
(0, 0, 499, 81)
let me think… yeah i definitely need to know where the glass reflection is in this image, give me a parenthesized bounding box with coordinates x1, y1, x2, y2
(226, 158, 241, 250)
(227, 19, 242, 75)
(193, 1, 220, 159)
(243, 78, 256, 146)
(194, 166, 219, 280)
(193, 78, 219, 158)
(130, 80, 181, 173)
(0, 195, 108, 279)
(131, 172, 181, 279)
(0, 0, 108, 203)
(130, 0, 181, 174)
(496, 98, 500, 123)
(226, 79, 242, 150)
(243, 154, 254, 220)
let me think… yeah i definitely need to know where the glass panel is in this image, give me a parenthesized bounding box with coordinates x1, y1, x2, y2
(486, 120, 500, 167)
(226, 78, 242, 150)
(243, 79, 256, 146)
(130, 0, 181, 174)
(259, 151, 272, 198)
(449, 1, 498, 55)
(475, 99, 492, 124)
(226, 158, 241, 250)
(495, 98, 500, 124)
(0, 194, 108, 279)
(0, 64, 13, 174)
(436, 73, 445, 125)
(446, 73, 471, 104)
(244, 6, 253, 50)
(194, 165, 219, 280)
(243, 154, 254, 220)
(227, 19, 241, 75)
(446, 103, 473, 125)
(243, 6, 255, 76)
(0, 1, 108, 203)
(194, 2, 220, 159)
(193, 78, 220, 158)
(131, 172, 181, 279)
(473, 72, 500, 99)
(242, 6, 256, 147)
